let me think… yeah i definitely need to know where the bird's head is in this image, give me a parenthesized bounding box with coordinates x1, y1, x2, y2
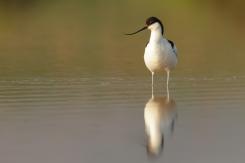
(125, 16, 164, 35)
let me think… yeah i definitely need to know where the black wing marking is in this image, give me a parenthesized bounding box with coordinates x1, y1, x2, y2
(146, 41, 149, 47)
(168, 39, 177, 57)
(167, 40, 174, 48)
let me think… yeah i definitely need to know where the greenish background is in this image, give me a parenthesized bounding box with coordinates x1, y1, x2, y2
(0, 0, 244, 78)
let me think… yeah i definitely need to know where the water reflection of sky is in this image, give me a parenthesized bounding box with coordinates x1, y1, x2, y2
(0, 76, 245, 163)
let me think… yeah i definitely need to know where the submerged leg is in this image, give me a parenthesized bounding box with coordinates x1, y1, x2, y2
(166, 70, 170, 101)
(151, 72, 154, 98)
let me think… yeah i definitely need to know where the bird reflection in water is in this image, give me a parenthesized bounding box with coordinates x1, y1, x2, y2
(144, 96, 177, 156)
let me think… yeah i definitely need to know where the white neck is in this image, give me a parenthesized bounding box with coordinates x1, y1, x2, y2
(149, 29, 163, 43)
(148, 22, 163, 43)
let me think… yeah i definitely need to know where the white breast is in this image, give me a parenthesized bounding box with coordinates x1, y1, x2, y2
(143, 28, 177, 73)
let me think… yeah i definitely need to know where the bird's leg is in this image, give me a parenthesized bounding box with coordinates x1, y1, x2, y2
(151, 72, 154, 98)
(166, 70, 170, 102)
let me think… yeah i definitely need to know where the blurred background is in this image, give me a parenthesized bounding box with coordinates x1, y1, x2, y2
(0, 0, 244, 78)
(0, 1, 245, 163)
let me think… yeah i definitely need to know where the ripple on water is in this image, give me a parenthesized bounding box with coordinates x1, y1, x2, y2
(0, 76, 244, 110)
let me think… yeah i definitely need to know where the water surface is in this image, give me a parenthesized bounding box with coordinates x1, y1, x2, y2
(0, 75, 245, 163)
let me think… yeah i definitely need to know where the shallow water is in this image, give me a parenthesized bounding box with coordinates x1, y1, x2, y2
(0, 75, 245, 163)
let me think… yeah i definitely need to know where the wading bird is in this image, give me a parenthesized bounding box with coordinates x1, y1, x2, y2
(126, 17, 178, 100)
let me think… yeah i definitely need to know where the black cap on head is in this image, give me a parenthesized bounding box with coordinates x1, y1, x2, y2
(146, 17, 164, 35)
(125, 16, 164, 36)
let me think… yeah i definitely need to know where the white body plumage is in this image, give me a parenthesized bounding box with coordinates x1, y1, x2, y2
(144, 23, 177, 73)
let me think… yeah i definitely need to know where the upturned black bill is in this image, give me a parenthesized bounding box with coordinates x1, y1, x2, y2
(125, 26, 147, 35)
